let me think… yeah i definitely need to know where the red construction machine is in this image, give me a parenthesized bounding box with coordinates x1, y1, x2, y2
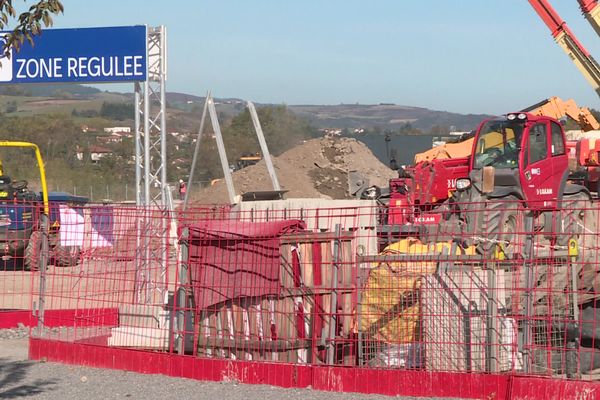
(371, 109, 599, 256)
(379, 97, 599, 222)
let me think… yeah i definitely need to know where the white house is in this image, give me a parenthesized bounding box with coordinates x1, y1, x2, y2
(104, 127, 131, 134)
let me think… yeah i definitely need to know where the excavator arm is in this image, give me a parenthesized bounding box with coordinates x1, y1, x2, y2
(521, 96, 600, 131)
(528, 0, 600, 97)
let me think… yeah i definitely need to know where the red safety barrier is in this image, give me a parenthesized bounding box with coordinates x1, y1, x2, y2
(8, 198, 600, 398)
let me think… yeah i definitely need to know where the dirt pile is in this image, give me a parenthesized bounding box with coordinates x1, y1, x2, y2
(190, 137, 397, 204)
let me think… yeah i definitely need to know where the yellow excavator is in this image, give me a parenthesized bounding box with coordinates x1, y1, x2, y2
(414, 96, 600, 163)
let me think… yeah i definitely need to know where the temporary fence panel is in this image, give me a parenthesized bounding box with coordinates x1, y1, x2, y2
(12, 198, 600, 398)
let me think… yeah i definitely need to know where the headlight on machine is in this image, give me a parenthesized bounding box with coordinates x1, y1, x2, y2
(456, 178, 471, 191)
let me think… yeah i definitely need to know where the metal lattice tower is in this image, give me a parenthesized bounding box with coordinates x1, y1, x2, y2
(134, 26, 170, 304)
(135, 25, 168, 206)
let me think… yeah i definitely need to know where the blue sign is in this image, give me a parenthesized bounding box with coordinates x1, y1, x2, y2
(0, 25, 147, 84)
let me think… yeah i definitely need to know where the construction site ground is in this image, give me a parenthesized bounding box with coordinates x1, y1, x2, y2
(0, 337, 436, 400)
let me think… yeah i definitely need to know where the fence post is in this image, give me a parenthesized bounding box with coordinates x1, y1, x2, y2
(521, 213, 535, 374)
(36, 213, 50, 335)
(486, 262, 499, 373)
(175, 227, 189, 355)
(567, 238, 581, 379)
(326, 224, 341, 365)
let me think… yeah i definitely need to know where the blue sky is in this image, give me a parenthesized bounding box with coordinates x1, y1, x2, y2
(48, 1, 600, 114)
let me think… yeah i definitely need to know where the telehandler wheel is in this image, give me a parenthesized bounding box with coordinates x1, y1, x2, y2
(24, 230, 42, 271)
(48, 233, 81, 267)
(557, 191, 593, 247)
(51, 244, 81, 267)
(477, 195, 522, 258)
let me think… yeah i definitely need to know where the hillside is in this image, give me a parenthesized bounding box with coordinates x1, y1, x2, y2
(0, 83, 505, 202)
(0, 84, 495, 132)
(289, 103, 492, 131)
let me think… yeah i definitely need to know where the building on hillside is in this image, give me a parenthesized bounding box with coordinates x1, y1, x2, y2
(81, 125, 98, 133)
(75, 145, 85, 161)
(97, 131, 132, 144)
(89, 145, 114, 163)
(103, 127, 131, 134)
(169, 131, 190, 142)
(319, 128, 342, 137)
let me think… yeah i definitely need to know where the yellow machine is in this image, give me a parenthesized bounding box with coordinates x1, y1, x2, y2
(0, 141, 52, 270)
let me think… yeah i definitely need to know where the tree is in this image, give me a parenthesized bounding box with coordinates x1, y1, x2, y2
(0, 1, 64, 58)
(5, 100, 16, 113)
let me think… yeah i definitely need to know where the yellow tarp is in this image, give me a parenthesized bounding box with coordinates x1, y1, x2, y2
(358, 238, 476, 342)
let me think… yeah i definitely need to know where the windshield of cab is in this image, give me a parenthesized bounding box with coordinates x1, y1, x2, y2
(473, 120, 524, 169)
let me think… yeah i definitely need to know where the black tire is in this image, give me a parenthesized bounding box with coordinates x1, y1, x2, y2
(51, 244, 81, 267)
(477, 195, 522, 258)
(24, 230, 42, 271)
(557, 192, 593, 247)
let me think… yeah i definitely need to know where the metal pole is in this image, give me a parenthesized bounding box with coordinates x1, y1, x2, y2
(486, 265, 499, 373)
(522, 214, 535, 373)
(183, 90, 210, 211)
(158, 25, 169, 300)
(160, 25, 168, 207)
(143, 79, 151, 206)
(326, 224, 341, 365)
(175, 227, 189, 354)
(134, 82, 142, 206)
(36, 214, 50, 335)
(247, 101, 281, 191)
(207, 98, 236, 204)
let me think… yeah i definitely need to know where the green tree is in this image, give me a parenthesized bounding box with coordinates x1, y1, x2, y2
(100, 101, 134, 121)
(5, 100, 17, 113)
(0, 1, 64, 58)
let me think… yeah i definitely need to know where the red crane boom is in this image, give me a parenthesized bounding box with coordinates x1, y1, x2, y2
(528, 0, 600, 97)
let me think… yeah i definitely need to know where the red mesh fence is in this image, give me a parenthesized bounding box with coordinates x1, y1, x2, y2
(7, 198, 600, 386)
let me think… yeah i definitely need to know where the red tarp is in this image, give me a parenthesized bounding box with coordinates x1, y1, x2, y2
(187, 219, 306, 310)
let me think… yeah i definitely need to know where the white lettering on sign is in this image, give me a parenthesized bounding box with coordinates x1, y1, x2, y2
(16, 58, 63, 78)
(414, 214, 441, 224)
(415, 216, 436, 223)
(536, 188, 553, 195)
(447, 179, 457, 189)
(15, 55, 144, 80)
(531, 168, 541, 175)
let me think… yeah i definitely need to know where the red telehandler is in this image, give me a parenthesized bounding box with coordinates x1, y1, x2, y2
(368, 110, 596, 257)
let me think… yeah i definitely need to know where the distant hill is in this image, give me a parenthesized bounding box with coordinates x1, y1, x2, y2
(0, 84, 493, 131)
(0, 83, 102, 98)
(288, 103, 492, 132)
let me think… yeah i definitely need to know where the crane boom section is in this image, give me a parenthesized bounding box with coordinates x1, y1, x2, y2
(529, 0, 600, 95)
(578, 0, 600, 37)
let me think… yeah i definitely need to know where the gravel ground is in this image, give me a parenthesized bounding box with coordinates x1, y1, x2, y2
(0, 329, 451, 400)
